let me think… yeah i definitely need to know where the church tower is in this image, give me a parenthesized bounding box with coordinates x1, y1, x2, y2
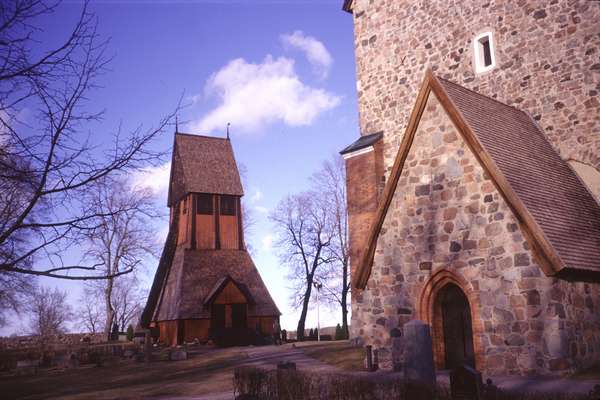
(141, 132, 280, 346)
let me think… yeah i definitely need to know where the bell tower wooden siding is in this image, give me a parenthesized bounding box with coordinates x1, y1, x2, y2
(174, 193, 243, 250)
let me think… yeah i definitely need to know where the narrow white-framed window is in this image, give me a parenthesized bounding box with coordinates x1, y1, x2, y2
(473, 31, 496, 74)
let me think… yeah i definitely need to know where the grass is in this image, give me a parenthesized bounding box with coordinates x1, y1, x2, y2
(0, 346, 246, 400)
(297, 340, 364, 371)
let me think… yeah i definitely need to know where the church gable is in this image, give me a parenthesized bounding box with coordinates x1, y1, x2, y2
(355, 71, 600, 288)
(373, 89, 534, 296)
(352, 80, 600, 374)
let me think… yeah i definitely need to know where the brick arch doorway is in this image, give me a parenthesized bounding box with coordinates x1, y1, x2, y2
(436, 283, 475, 369)
(418, 269, 484, 370)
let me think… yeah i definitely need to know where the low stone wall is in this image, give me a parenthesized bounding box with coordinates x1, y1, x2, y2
(0, 333, 106, 350)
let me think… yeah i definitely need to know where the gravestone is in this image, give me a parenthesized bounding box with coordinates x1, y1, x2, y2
(403, 320, 435, 385)
(16, 359, 39, 376)
(277, 361, 296, 370)
(390, 327, 404, 371)
(365, 345, 374, 371)
(170, 348, 187, 361)
(144, 329, 152, 363)
(450, 365, 482, 400)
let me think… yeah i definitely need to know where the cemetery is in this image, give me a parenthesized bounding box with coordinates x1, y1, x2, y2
(1, 0, 599, 398)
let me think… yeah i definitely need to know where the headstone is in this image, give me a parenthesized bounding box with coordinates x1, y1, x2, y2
(403, 320, 436, 385)
(373, 348, 379, 371)
(390, 327, 404, 371)
(111, 322, 119, 341)
(589, 384, 600, 400)
(170, 348, 187, 361)
(277, 361, 296, 370)
(144, 329, 152, 363)
(69, 353, 80, 368)
(482, 378, 500, 400)
(16, 359, 39, 376)
(365, 345, 374, 371)
(450, 365, 482, 400)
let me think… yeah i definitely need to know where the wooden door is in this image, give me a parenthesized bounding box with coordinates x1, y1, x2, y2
(441, 284, 475, 369)
(231, 304, 247, 329)
(177, 319, 185, 345)
(212, 304, 226, 330)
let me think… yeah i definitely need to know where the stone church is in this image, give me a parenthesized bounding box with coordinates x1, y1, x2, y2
(141, 132, 280, 346)
(340, 0, 600, 375)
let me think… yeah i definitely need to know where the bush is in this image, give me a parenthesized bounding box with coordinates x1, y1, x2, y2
(126, 325, 134, 341)
(233, 366, 595, 400)
(233, 366, 450, 400)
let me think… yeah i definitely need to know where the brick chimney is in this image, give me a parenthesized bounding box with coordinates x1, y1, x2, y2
(340, 132, 384, 279)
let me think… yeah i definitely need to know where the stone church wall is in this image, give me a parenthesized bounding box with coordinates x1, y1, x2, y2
(350, 0, 600, 174)
(350, 92, 600, 375)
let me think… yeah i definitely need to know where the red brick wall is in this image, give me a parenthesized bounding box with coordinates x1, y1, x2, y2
(345, 141, 383, 278)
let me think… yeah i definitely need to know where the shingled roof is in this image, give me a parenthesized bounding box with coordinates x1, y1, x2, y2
(354, 70, 600, 288)
(339, 131, 383, 155)
(168, 133, 244, 206)
(153, 248, 280, 320)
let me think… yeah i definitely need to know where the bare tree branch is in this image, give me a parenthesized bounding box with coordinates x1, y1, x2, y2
(0, 0, 178, 282)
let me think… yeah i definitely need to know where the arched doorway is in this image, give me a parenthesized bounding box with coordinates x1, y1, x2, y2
(436, 283, 475, 369)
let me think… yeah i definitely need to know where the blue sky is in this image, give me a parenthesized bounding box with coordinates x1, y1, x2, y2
(2, 0, 358, 335)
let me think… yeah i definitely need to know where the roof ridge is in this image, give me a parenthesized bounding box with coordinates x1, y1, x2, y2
(437, 76, 527, 115)
(176, 132, 229, 140)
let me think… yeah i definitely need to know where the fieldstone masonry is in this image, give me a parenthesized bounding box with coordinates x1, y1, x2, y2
(350, 0, 600, 171)
(346, 0, 600, 376)
(351, 90, 600, 376)
(403, 320, 436, 384)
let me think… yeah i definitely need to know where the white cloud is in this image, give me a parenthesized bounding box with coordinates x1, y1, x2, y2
(131, 162, 171, 198)
(281, 31, 333, 79)
(250, 189, 263, 203)
(254, 205, 269, 215)
(262, 234, 274, 251)
(191, 55, 340, 134)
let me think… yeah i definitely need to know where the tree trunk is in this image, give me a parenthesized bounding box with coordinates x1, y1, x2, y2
(341, 262, 349, 338)
(296, 277, 313, 341)
(104, 278, 115, 340)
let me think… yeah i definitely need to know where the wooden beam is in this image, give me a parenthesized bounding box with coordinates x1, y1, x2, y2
(237, 197, 244, 250)
(190, 193, 197, 249)
(215, 195, 221, 250)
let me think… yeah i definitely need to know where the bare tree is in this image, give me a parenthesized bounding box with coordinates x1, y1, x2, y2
(83, 177, 159, 337)
(29, 286, 73, 338)
(76, 286, 103, 334)
(237, 163, 256, 252)
(0, 0, 177, 281)
(311, 156, 350, 338)
(112, 274, 145, 332)
(270, 192, 334, 340)
(78, 273, 145, 334)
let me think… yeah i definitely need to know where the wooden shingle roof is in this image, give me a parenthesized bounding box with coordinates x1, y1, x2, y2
(152, 248, 280, 320)
(354, 71, 600, 288)
(168, 133, 243, 206)
(438, 77, 600, 280)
